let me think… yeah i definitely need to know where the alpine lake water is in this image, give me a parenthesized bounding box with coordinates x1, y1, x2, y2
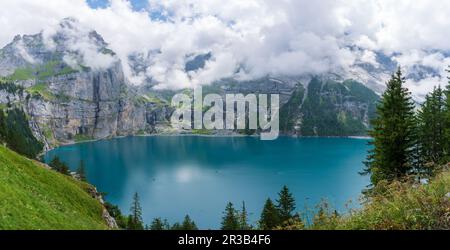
(45, 136, 371, 229)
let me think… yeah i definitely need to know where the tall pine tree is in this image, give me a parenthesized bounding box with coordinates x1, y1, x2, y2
(150, 217, 170, 230)
(417, 86, 447, 172)
(364, 68, 416, 186)
(276, 185, 296, 223)
(76, 160, 87, 182)
(444, 68, 450, 161)
(128, 192, 144, 230)
(49, 156, 71, 175)
(181, 215, 198, 230)
(259, 198, 280, 230)
(239, 201, 251, 230)
(221, 202, 239, 230)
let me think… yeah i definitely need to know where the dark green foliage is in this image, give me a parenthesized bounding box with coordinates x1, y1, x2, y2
(220, 201, 252, 230)
(181, 215, 198, 230)
(126, 215, 134, 230)
(299, 78, 379, 136)
(259, 198, 280, 230)
(0, 108, 43, 158)
(171, 215, 198, 230)
(49, 156, 71, 175)
(104, 202, 127, 229)
(221, 202, 240, 230)
(170, 222, 181, 230)
(150, 217, 170, 230)
(127, 192, 144, 230)
(445, 73, 450, 162)
(0, 80, 24, 95)
(278, 213, 305, 230)
(276, 185, 296, 223)
(417, 86, 447, 175)
(76, 160, 87, 182)
(364, 68, 416, 186)
(410, 114, 423, 176)
(280, 84, 305, 133)
(239, 201, 252, 230)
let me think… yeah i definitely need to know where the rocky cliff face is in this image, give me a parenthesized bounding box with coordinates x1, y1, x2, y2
(0, 18, 380, 150)
(24, 62, 138, 144)
(208, 75, 379, 136)
(8, 63, 174, 149)
(280, 77, 379, 136)
(0, 18, 173, 149)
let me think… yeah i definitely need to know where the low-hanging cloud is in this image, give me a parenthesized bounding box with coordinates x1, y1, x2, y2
(0, 0, 449, 95)
(42, 18, 118, 70)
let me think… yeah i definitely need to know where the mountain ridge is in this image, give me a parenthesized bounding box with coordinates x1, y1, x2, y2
(0, 18, 380, 150)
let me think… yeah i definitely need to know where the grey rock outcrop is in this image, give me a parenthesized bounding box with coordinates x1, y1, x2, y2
(0, 18, 174, 149)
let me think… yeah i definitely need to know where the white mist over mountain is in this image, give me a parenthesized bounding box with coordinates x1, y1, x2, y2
(1, 0, 449, 99)
(42, 17, 119, 71)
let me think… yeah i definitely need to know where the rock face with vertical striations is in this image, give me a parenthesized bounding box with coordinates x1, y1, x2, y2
(0, 18, 173, 149)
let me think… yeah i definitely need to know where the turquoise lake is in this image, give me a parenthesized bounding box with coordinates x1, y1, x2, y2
(45, 136, 371, 229)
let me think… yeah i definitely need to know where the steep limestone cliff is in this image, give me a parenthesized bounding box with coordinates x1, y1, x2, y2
(0, 18, 173, 149)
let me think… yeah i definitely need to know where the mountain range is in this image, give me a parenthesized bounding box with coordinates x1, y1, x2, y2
(0, 17, 429, 150)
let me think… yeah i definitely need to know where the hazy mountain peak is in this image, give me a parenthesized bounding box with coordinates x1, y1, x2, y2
(0, 17, 445, 102)
(0, 17, 118, 77)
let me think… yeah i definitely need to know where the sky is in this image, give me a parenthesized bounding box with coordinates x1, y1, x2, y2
(87, 0, 147, 11)
(0, 0, 449, 97)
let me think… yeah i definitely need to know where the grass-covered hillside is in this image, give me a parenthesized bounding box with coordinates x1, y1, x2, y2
(0, 145, 110, 230)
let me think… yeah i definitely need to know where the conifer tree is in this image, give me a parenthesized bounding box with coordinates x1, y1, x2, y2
(259, 198, 280, 230)
(410, 113, 423, 175)
(239, 201, 251, 230)
(0, 108, 43, 158)
(417, 86, 446, 172)
(150, 218, 163, 230)
(49, 156, 62, 171)
(150, 218, 170, 230)
(171, 215, 198, 230)
(170, 222, 181, 230)
(276, 185, 296, 223)
(221, 202, 239, 230)
(126, 215, 134, 230)
(76, 160, 87, 181)
(363, 68, 416, 186)
(444, 70, 450, 161)
(104, 202, 127, 229)
(49, 156, 71, 175)
(181, 215, 198, 230)
(128, 192, 144, 230)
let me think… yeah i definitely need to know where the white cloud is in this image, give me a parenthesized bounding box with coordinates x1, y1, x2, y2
(406, 77, 445, 102)
(14, 40, 37, 64)
(42, 18, 118, 70)
(360, 50, 379, 68)
(0, 0, 449, 94)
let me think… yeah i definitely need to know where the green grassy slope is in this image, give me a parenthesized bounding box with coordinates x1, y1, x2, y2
(0, 145, 109, 230)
